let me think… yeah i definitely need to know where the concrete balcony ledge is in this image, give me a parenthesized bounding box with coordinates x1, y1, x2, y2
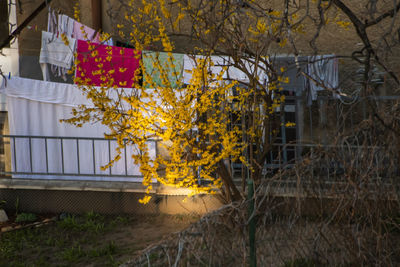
(0, 177, 212, 196)
(0, 178, 224, 214)
(0, 177, 153, 193)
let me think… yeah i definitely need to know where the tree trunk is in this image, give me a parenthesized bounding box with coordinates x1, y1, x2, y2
(217, 160, 242, 202)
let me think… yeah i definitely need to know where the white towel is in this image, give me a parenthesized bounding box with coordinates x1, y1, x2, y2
(226, 58, 267, 84)
(39, 31, 76, 69)
(58, 14, 75, 37)
(183, 55, 267, 85)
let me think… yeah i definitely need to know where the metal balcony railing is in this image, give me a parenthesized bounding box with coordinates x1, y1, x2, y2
(0, 135, 158, 181)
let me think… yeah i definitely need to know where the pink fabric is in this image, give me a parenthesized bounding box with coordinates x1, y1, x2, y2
(75, 40, 141, 88)
(73, 21, 101, 43)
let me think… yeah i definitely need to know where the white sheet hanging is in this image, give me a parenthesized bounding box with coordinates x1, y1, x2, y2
(227, 58, 267, 84)
(183, 55, 267, 85)
(3, 77, 153, 182)
(306, 55, 339, 102)
(3, 76, 90, 106)
(58, 14, 75, 37)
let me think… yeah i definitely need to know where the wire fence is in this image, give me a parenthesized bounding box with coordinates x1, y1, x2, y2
(122, 94, 400, 266)
(123, 150, 400, 266)
(0, 94, 400, 266)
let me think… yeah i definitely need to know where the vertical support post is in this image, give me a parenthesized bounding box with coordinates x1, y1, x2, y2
(76, 139, 80, 174)
(318, 98, 327, 145)
(29, 137, 32, 172)
(13, 136, 17, 172)
(60, 138, 64, 174)
(309, 105, 313, 141)
(124, 140, 128, 176)
(45, 137, 49, 174)
(108, 139, 111, 175)
(295, 92, 304, 161)
(280, 103, 287, 164)
(247, 179, 256, 267)
(92, 139, 96, 174)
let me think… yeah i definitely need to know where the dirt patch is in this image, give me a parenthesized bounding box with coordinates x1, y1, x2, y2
(0, 213, 198, 266)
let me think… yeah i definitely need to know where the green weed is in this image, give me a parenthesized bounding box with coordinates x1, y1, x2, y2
(57, 214, 79, 230)
(61, 244, 85, 262)
(15, 213, 37, 223)
(57, 212, 105, 233)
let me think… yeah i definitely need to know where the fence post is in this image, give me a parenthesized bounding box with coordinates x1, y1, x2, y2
(248, 179, 256, 267)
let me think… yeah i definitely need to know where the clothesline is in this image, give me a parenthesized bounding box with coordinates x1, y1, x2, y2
(35, 8, 338, 96)
(40, 8, 113, 81)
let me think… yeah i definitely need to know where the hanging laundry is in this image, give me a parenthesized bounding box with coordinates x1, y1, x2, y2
(73, 21, 101, 43)
(305, 55, 339, 105)
(43, 9, 114, 82)
(226, 58, 267, 84)
(39, 31, 76, 81)
(72, 20, 113, 45)
(143, 51, 183, 88)
(183, 55, 267, 85)
(48, 9, 112, 45)
(47, 7, 57, 34)
(2, 77, 145, 181)
(45, 9, 75, 81)
(75, 40, 141, 88)
(183, 55, 197, 84)
(45, 11, 75, 81)
(57, 14, 74, 37)
(183, 55, 228, 85)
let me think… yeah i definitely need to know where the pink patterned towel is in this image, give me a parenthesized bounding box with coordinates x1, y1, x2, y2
(75, 40, 141, 88)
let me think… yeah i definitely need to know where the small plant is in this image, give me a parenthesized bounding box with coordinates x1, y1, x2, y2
(57, 214, 79, 230)
(82, 218, 105, 233)
(85, 211, 103, 221)
(57, 213, 106, 233)
(61, 244, 85, 262)
(15, 213, 37, 223)
(112, 216, 130, 225)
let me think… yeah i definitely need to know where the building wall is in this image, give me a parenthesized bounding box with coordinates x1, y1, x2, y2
(8, 0, 398, 147)
(3, 0, 399, 178)
(12, 1, 400, 79)
(0, 188, 223, 215)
